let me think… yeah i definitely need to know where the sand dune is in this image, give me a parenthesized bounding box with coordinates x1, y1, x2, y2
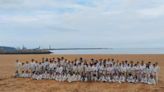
(0, 54, 164, 92)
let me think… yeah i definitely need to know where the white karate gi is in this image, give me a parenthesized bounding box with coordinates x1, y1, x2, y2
(127, 76, 134, 83)
(32, 74, 37, 80)
(106, 76, 112, 82)
(154, 66, 160, 83)
(147, 78, 156, 85)
(141, 77, 147, 84)
(62, 75, 67, 81)
(16, 61, 22, 71)
(99, 76, 107, 82)
(119, 76, 125, 83)
(36, 75, 42, 80)
(112, 75, 119, 82)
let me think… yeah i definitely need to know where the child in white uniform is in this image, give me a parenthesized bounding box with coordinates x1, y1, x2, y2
(24, 61, 30, 71)
(58, 73, 63, 82)
(20, 71, 24, 78)
(119, 73, 125, 83)
(127, 74, 134, 83)
(68, 73, 76, 82)
(32, 72, 37, 80)
(106, 74, 112, 82)
(76, 73, 82, 81)
(36, 73, 42, 80)
(30, 61, 35, 72)
(52, 73, 56, 80)
(147, 75, 156, 85)
(107, 64, 114, 75)
(141, 74, 148, 84)
(46, 72, 50, 80)
(92, 73, 98, 82)
(67, 73, 71, 82)
(62, 73, 67, 82)
(99, 74, 107, 82)
(15, 70, 20, 78)
(24, 71, 30, 78)
(42, 71, 47, 79)
(55, 73, 60, 81)
(58, 65, 64, 74)
(112, 73, 119, 83)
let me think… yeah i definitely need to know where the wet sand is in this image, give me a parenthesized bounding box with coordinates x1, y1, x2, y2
(0, 54, 164, 92)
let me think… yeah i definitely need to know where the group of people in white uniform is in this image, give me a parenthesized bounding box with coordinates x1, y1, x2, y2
(15, 57, 160, 85)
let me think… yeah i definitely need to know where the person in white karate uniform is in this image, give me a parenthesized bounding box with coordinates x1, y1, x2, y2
(81, 72, 86, 82)
(15, 70, 20, 78)
(141, 74, 148, 84)
(23, 71, 29, 78)
(45, 72, 50, 80)
(34, 61, 39, 72)
(58, 73, 63, 82)
(38, 62, 42, 72)
(99, 74, 107, 82)
(98, 64, 104, 75)
(66, 73, 71, 82)
(52, 73, 56, 80)
(19, 71, 24, 78)
(107, 64, 114, 75)
(120, 64, 127, 74)
(49, 61, 54, 71)
(62, 73, 67, 82)
(49, 73, 53, 80)
(154, 62, 160, 84)
(133, 75, 140, 83)
(32, 72, 37, 80)
(55, 73, 60, 81)
(76, 73, 82, 81)
(26, 71, 31, 78)
(24, 61, 30, 71)
(119, 73, 125, 83)
(112, 73, 119, 83)
(127, 74, 134, 83)
(20, 63, 25, 72)
(36, 73, 42, 80)
(147, 75, 156, 85)
(106, 74, 112, 82)
(30, 60, 35, 72)
(41, 61, 46, 71)
(16, 60, 21, 72)
(72, 64, 76, 73)
(126, 64, 130, 75)
(67, 73, 76, 82)
(52, 61, 57, 72)
(58, 65, 63, 74)
(92, 73, 98, 82)
(41, 71, 47, 79)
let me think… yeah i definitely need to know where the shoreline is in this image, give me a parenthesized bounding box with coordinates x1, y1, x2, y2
(0, 53, 164, 55)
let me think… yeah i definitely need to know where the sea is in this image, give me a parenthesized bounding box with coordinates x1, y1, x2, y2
(51, 48, 164, 54)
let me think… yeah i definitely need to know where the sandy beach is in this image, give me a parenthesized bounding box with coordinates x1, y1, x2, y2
(0, 54, 164, 92)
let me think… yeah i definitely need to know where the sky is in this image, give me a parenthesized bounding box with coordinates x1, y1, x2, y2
(0, 0, 164, 48)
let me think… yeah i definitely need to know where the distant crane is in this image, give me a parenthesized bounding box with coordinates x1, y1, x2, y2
(49, 45, 51, 50)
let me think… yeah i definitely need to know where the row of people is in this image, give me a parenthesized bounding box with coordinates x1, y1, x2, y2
(16, 70, 156, 85)
(15, 57, 160, 84)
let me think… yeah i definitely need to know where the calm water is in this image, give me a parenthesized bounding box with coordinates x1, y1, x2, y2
(51, 48, 164, 54)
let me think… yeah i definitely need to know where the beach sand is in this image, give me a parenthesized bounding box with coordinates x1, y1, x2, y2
(0, 54, 164, 92)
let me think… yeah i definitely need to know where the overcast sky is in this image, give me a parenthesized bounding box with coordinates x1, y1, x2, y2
(0, 0, 164, 48)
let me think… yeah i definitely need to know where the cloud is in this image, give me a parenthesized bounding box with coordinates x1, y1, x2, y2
(0, 0, 164, 48)
(137, 5, 164, 18)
